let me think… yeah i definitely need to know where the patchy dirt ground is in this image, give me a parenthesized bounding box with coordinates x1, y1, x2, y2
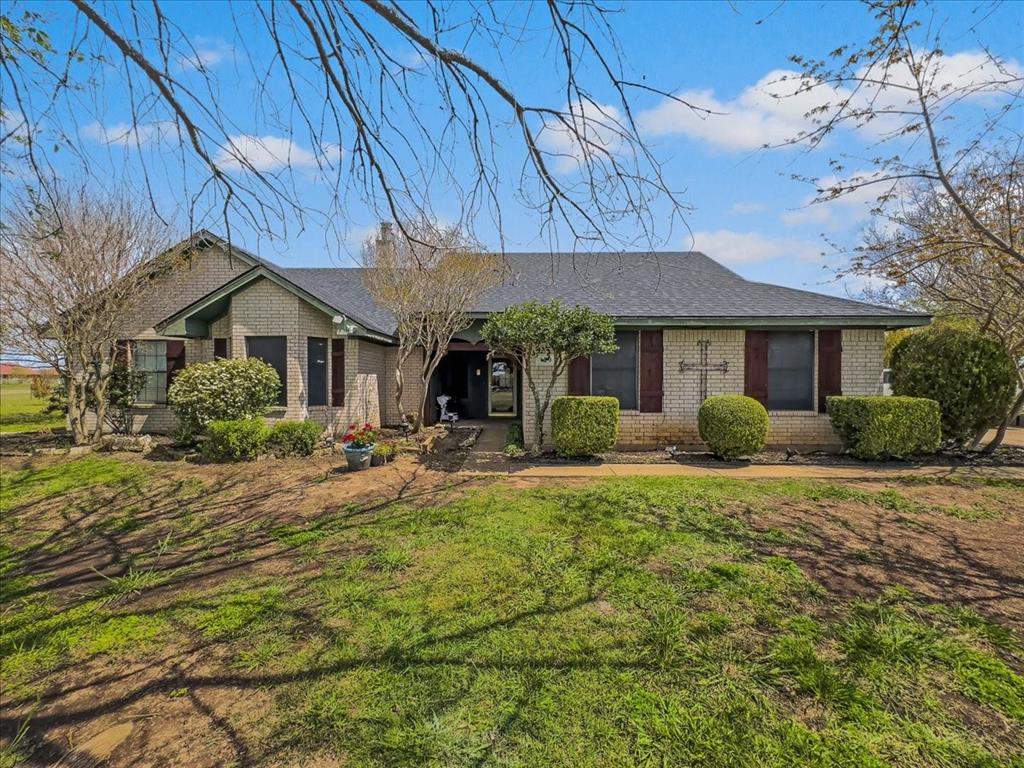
(729, 479, 1024, 631)
(1, 450, 1021, 767)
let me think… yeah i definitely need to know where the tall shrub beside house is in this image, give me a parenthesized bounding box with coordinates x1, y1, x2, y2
(551, 396, 618, 457)
(482, 300, 617, 455)
(890, 327, 1016, 446)
(168, 358, 281, 438)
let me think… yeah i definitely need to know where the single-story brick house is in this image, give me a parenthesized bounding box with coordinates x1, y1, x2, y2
(108, 230, 929, 449)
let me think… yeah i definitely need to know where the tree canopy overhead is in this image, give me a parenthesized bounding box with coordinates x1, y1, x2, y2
(1, 1, 697, 251)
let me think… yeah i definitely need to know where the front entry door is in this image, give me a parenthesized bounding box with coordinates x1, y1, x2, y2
(488, 359, 516, 416)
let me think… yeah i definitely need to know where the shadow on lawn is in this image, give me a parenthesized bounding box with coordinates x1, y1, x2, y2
(3, 464, 1023, 766)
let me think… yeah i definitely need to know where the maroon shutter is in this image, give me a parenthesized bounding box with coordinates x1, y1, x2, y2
(213, 338, 228, 359)
(639, 329, 663, 412)
(165, 340, 186, 389)
(744, 331, 769, 406)
(817, 329, 842, 413)
(331, 339, 345, 406)
(113, 340, 129, 366)
(567, 355, 590, 395)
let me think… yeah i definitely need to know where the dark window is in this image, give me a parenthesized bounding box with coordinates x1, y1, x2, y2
(331, 339, 345, 406)
(134, 340, 168, 403)
(592, 330, 638, 410)
(307, 337, 327, 407)
(767, 332, 814, 410)
(213, 338, 228, 359)
(246, 336, 287, 406)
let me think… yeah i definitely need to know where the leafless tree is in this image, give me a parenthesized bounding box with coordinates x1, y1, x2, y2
(0, 184, 174, 444)
(855, 151, 1023, 451)
(1, 1, 698, 253)
(776, 0, 1023, 267)
(362, 218, 503, 428)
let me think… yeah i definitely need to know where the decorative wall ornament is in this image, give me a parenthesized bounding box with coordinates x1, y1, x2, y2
(679, 338, 729, 402)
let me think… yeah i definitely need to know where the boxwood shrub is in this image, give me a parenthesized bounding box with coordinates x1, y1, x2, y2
(698, 395, 769, 459)
(266, 420, 323, 457)
(203, 418, 269, 462)
(827, 395, 941, 459)
(551, 396, 619, 457)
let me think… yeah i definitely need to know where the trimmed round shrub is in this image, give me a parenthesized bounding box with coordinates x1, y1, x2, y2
(890, 327, 1016, 445)
(203, 418, 269, 462)
(551, 396, 619, 457)
(266, 420, 323, 457)
(168, 358, 281, 437)
(827, 395, 941, 459)
(698, 395, 768, 459)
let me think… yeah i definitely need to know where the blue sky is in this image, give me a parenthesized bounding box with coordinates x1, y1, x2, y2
(12, 0, 1024, 299)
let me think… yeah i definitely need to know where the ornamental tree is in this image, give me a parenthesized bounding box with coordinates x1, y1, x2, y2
(482, 300, 616, 455)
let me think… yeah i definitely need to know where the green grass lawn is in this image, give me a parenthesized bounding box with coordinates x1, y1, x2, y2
(0, 456, 1021, 767)
(0, 380, 63, 433)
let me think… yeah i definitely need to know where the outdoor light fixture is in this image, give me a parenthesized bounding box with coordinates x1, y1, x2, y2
(332, 314, 357, 336)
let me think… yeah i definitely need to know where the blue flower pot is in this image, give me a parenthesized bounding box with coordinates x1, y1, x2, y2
(343, 443, 374, 471)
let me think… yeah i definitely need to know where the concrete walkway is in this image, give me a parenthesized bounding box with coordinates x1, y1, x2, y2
(501, 462, 1024, 480)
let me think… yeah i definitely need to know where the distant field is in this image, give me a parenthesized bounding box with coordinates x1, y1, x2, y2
(0, 380, 64, 433)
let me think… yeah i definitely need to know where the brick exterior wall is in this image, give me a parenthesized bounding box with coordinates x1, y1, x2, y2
(90, 242, 888, 448)
(93, 246, 387, 437)
(523, 328, 886, 450)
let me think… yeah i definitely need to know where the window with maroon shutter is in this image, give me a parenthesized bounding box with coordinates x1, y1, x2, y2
(639, 329, 663, 413)
(817, 329, 842, 413)
(165, 341, 186, 393)
(213, 338, 228, 359)
(331, 338, 345, 406)
(567, 355, 590, 395)
(744, 330, 769, 406)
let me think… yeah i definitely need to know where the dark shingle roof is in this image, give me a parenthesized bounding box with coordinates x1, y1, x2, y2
(274, 251, 927, 336)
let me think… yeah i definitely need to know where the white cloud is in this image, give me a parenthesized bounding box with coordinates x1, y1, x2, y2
(637, 70, 833, 151)
(178, 37, 235, 71)
(81, 121, 173, 147)
(214, 134, 339, 172)
(781, 170, 897, 227)
(538, 99, 624, 174)
(729, 201, 767, 215)
(692, 229, 824, 265)
(638, 50, 1022, 152)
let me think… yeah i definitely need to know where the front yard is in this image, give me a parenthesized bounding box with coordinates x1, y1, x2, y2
(0, 451, 1022, 767)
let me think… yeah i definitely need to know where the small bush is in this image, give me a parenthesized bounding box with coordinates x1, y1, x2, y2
(827, 396, 941, 460)
(266, 420, 322, 457)
(890, 327, 1016, 445)
(203, 418, 269, 462)
(168, 358, 281, 437)
(551, 396, 618, 457)
(504, 422, 525, 458)
(372, 442, 396, 460)
(698, 395, 768, 459)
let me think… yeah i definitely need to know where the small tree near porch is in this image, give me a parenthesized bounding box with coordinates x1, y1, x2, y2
(363, 219, 503, 429)
(482, 300, 616, 455)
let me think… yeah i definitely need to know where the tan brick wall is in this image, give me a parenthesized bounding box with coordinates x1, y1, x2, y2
(523, 328, 887, 450)
(379, 347, 425, 426)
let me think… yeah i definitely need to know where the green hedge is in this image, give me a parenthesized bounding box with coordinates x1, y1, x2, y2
(890, 327, 1017, 445)
(698, 395, 769, 459)
(551, 396, 619, 457)
(168, 357, 281, 437)
(827, 396, 941, 460)
(266, 420, 323, 457)
(203, 418, 269, 462)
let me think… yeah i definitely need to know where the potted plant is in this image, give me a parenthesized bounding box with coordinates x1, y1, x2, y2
(341, 422, 377, 471)
(371, 441, 395, 467)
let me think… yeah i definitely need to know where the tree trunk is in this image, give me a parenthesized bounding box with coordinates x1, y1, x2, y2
(67, 374, 89, 445)
(92, 374, 109, 444)
(982, 387, 1024, 454)
(395, 364, 405, 427)
(531, 388, 545, 455)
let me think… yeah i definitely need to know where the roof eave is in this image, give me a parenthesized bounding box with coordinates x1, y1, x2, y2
(155, 266, 398, 343)
(466, 311, 931, 330)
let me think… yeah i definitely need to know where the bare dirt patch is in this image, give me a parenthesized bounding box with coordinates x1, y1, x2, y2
(731, 480, 1024, 632)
